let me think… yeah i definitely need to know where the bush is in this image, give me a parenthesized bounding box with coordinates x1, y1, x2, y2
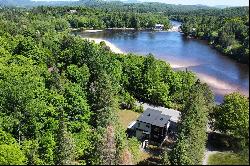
(100, 41, 111, 52)
(0, 144, 27, 165)
(133, 104, 144, 113)
(119, 91, 136, 110)
(161, 150, 171, 165)
(128, 137, 141, 164)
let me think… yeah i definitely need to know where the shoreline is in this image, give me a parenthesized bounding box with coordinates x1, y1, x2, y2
(84, 30, 103, 33)
(80, 36, 248, 102)
(170, 61, 249, 101)
(83, 37, 124, 54)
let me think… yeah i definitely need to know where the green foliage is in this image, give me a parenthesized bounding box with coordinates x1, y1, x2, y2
(161, 150, 171, 165)
(176, 9, 249, 64)
(89, 71, 118, 127)
(115, 125, 130, 164)
(212, 92, 249, 149)
(0, 129, 16, 145)
(39, 132, 56, 165)
(119, 53, 196, 110)
(128, 137, 141, 164)
(170, 83, 210, 165)
(0, 5, 226, 165)
(0, 129, 27, 165)
(72, 124, 92, 164)
(56, 114, 75, 165)
(119, 91, 136, 110)
(208, 152, 249, 165)
(63, 82, 91, 132)
(21, 139, 42, 165)
(0, 144, 27, 165)
(133, 104, 144, 113)
(66, 64, 90, 87)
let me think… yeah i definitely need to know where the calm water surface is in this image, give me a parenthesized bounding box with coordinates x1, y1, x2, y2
(76, 21, 249, 103)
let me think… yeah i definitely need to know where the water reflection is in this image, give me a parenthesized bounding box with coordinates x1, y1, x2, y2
(147, 32, 156, 40)
(76, 23, 249, 103)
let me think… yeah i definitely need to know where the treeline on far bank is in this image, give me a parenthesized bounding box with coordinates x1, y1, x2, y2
(171, 7, 249, 64)
(0, 6, 171, 30)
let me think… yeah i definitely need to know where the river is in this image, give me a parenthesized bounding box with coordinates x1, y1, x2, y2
(75, 21, 249, 103)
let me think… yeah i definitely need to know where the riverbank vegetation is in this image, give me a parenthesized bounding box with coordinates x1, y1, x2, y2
(171, 7, 249, 64)
(0, 6, 208, 165)
(0, 5, 249, 165)
(211, 93, 249, 158)
(27, 6, 170, 30)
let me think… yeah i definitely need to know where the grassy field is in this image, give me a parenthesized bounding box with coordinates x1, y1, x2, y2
(118, 109, 155, 164)
(208, 152, 249, 165)
(118, 109, 140, 129)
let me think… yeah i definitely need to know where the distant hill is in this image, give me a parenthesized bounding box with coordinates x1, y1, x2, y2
(0, 0, 234, 14)
(0, 0, 211, 9)
(214, 5, 230, 9)
(0, 0, 77, 7)
(0, 0, 30, 6)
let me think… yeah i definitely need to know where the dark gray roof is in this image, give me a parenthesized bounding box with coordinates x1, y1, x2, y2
(137, 108, 171, 127)
(136, 102, 181, 123)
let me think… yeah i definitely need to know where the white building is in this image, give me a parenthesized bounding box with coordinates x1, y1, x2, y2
(154, 24, 164, 30)
(69, 10, 77, 14)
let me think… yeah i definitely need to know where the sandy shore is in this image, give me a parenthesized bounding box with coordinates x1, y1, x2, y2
(84, 30, 103, 32)
(84, 37, 124, 54)
(168, 26, 180, 32)
(166, 60, 249, 101)
(82, 37, 249, 100)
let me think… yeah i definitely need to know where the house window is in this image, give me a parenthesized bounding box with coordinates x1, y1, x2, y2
(154, 127, 159, 132)
(138, 123, 140, 127)
(146, 125, 150, 128)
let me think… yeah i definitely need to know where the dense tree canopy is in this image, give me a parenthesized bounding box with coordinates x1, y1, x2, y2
(171, 7, 249, 64)
(0, 3, 247, 165)
(0, 6, 200, 164)
(169, 83, 213, 165)
(212, 93, 249, 140)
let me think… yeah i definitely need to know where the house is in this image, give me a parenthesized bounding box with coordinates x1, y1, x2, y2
(154, 24, 164, 31)
(127, 105, 180, 145)
(69, 10, 77, 14)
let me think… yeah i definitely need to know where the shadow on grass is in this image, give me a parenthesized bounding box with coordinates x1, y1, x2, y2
(206, 132, 243, 152)
(137, 156, 162, 165)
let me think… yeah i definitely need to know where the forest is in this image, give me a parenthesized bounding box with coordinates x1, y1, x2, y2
(0, 4, 249, 165)
(0, 6, 170, 30)
(171, 7, 249, 64)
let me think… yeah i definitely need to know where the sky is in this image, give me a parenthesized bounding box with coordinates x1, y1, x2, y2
(141, 0, 249, 6)
(31, 0, 249, 6)
(32, 0, 78, 1)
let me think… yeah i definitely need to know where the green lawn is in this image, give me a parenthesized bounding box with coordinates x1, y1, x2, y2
(208, 152, 249, 165)
(118, 109, 140, 129)
(118, 110, 154, 164)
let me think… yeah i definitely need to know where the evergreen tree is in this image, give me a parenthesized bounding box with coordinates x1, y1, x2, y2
(170, 83, 209, 165)
(56, 110, 75, 165)
(88, 71, 119, 165)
